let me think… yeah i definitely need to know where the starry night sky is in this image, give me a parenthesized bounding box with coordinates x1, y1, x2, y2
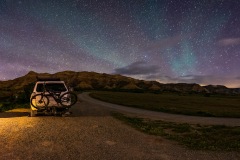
(1, 0, 240, 87)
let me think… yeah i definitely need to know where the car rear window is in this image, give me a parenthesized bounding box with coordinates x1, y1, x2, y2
(36, 83, 67, 92)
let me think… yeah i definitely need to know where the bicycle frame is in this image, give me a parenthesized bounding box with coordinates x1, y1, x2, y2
(41, 82, 63, 105)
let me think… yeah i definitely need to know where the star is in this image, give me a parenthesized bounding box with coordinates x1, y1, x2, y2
(0, 0, 240, 87)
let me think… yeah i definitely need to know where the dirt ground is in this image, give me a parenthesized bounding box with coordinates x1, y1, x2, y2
(0, 93, 239, 160)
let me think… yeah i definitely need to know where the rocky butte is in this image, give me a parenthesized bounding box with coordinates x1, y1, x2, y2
(0, 71, 239, 95)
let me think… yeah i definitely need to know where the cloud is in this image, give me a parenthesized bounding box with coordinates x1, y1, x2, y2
(147, 75, 204, 83)
(114, 61, 160, 75)
(114, 63, 240, 88)
(164, 75, 222, 85)
(236, 76, 240, 80)
(218, 38, 240, 46)
(145, 74, 240, 88)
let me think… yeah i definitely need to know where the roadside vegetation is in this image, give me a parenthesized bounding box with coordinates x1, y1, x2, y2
(113, 113, 240, 151)
(90, 91, 240, 118)
(0, 83, 34, 112)
(0, 91, 29, 112)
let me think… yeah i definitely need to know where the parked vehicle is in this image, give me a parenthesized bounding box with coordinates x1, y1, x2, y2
(30, 77, 77, 117)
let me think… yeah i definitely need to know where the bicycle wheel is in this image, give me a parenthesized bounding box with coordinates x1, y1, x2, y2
(60, 92, 77, 107)
(31, 94, 49, 109)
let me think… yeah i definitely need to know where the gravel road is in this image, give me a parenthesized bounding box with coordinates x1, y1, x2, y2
(0, 93, 239, 160)
(82, 92, 240, 126)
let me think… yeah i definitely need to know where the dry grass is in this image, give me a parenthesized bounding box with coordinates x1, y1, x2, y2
(90, 91, 240, 117)
(113, 113, 240, 150)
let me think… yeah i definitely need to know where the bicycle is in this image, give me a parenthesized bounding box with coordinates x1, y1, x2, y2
(30, 82, 78, 109)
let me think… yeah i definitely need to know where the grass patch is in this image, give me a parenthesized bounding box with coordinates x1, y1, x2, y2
(90, 91, 240, 118)
(0, 102, 29, 112)
(0, 90, 30, 112)
(113, 113, 240, 151)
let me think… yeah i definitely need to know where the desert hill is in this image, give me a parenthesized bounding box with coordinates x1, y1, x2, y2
(0, 71, 239, 95)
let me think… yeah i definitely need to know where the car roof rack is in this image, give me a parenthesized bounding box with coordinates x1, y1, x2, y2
(36, 76, 61, 81)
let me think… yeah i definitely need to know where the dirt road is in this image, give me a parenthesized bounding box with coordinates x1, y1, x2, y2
(0, 93, 239, 160)
(81, 92, 240, 126)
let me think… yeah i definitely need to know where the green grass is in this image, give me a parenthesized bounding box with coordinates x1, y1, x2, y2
(90, 91, 240, 117)
(0, 91, 30, 112)
(113, 113, 240, 151)
(0, 102, 29, 112)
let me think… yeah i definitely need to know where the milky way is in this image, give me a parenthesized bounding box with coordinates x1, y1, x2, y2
(0, 0, 240, 87)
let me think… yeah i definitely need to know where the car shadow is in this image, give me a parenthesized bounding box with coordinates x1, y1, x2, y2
(0, 112, 29, 118)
